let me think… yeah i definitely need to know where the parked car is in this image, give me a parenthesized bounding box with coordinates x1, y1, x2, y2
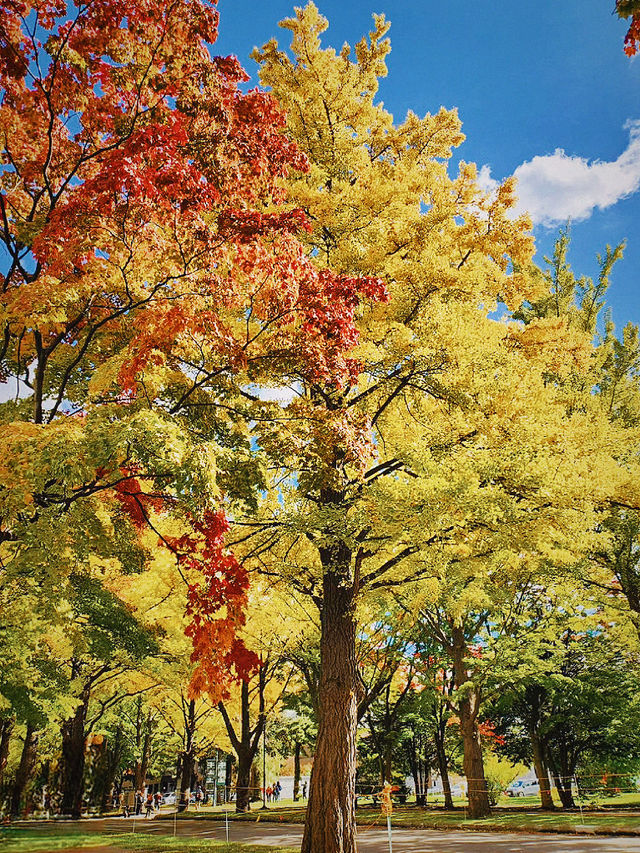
(162, 792, 176, 805)
(506, 779, 540, 797)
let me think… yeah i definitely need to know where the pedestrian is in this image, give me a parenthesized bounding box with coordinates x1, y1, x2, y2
(302, 781, 307, 799)
(154, 791, 162, 811)
(195, 785, 203, 810)
(135, 790, 143, 815)
(145, 793, 154, 818)
(266, 785, 273, 802)
(275, 780, 282, 801)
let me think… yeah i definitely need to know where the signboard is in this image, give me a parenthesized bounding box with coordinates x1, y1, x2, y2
(217, 759, 226, 784)
(205, 758, 217, 787)
(205, 753, 228, 801)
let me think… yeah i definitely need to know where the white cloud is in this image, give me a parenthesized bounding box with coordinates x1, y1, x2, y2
(481, 120, 640, 227)
(476, 163, 500, 195)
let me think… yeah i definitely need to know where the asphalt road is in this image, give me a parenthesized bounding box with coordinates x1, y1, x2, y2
(15, 816, 640, 853)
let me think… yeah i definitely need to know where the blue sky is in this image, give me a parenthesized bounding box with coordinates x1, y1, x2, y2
(215, 0, 640, 332)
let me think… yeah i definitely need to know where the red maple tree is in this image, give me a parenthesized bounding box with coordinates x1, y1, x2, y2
(0, 0, 385, 696)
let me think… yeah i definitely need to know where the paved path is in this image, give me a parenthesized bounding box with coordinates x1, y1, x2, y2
(13, 816, 640, 853)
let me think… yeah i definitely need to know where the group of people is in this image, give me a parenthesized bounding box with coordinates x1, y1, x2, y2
(265, 780, 282, 802)
(118, 789, 163, 818)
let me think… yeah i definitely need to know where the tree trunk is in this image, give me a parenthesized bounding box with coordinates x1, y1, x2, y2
(459, 708, 490, 818)
(551, 768, 576, 809)
(301, 564, 358, 853)
(59, 691, 89, 817)
(433, 708, 454, 810)
(0, 717, 13, 788)
(10, 722, 39, 818)
(293, 741, 301, 801)
(139, 722, 152, 793)
(218, 667, 266, 813)
(235, 746, 253, 813)
(435, 736, 454, 810)
(178, 699, 196, 812)
(408, 731, 422, 805)
(530, 730, 554, 810)
(547, 737, 576, 809)
(133, 698, 151, 791)
(452, 627, 490, 819)
(100, 727, 123, 813)
(382, 742, 393, 786)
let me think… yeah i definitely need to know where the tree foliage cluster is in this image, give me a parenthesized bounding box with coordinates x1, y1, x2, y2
(2, 3, 640, 852)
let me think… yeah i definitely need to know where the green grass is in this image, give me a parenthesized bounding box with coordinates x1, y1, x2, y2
(169, 798, 640, 836)
(0, 828, 297, 853)
(375, 805, 640, 834)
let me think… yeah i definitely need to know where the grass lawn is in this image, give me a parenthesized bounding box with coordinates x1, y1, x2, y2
(171, 798, 640, 836)
(378, 805, 640, 834)
(0, 827, 297, 853)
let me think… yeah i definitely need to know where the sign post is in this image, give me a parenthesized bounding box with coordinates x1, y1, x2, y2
(379, 781, 394, 853)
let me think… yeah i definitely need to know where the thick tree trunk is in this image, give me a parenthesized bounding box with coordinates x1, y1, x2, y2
(235, 680, 253, 813)
(10, 722, 39, 818)
(235, 747, 253, 813)
(452, 627, 490, 819)
(530, 730, 554, 810)
(0, 717, 13, 788)
(59, 692, 89, 817)
(293, 741, 301, 801)
(459, 708, 490, 817)
(302, 565, 358, 853)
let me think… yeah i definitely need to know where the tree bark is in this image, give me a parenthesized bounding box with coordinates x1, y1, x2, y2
(133, 701, 152, 792)
(236, 680, 253, 813)
(530, 729, 554, 810)
(547, 736, 577, 809)
(235, 747, 253, 813)
(459, 708, 490, 817)
(139, 720, 152, 793)
(133, 697, 144, 790)
(178, 699, 196, 812)
(218, 667, 266, 813)
(301, 563, 358, 853)
(435, 735, 454, 810)
(10, 722, 39, 818)
(0, 716, 13, 789)
(551, 768, 576, 809)
(452, 627, 490, 819)
(293, 740, 301, 801)
(59, 691, 89, 817)
(99, 727, 123, 813)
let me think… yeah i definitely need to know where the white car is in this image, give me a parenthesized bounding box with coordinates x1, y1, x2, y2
(507, 779, 540, 797)
(162, 792, 177, 805)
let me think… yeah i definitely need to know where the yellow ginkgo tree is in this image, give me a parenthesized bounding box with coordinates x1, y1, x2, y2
(235, 5, 640, 849)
